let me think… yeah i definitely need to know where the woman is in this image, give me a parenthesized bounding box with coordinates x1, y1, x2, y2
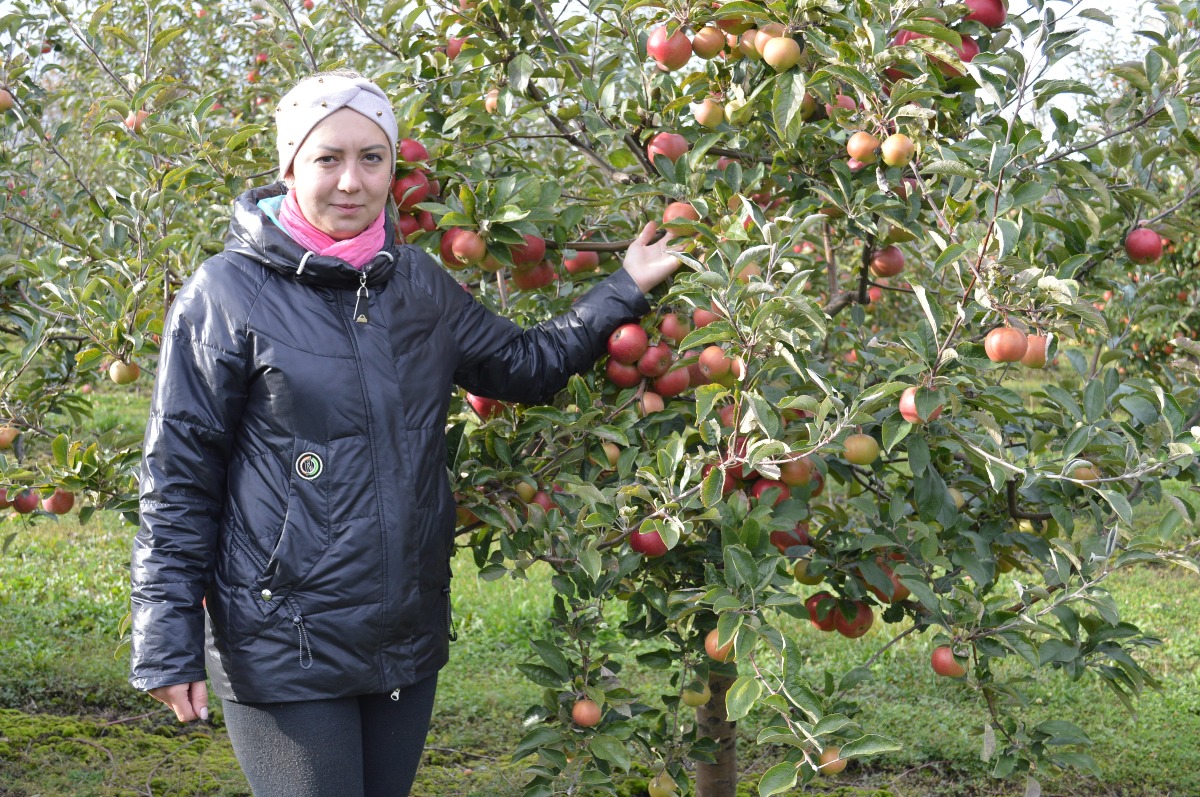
(129, 70, 680, 797)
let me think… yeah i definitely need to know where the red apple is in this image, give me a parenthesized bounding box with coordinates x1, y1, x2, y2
(806, 592, 837, 631)
(639, 391, 665, 415)
(662, 201, 701, 233)
(606, 358, 643, 388)
(572, 698, 602, 727)
(778, 454, 817, 487)
(510, 233, 547, 266)
(1124, 227, 1163, 264)
(124, 109, 150, 133)
(870, 246, 905, 277)
(563, 251, 600, 274)
(12, 489, 38, 514)
(693, 307, 719, 328)
(658, 313, 691, 345)
(931, 645, 967, 677)
(629, 527, 668, 557)
(964, 0, 1007, 28)
(833, 600, 873, 638)
(984, 326, 1029, 363)
(608, 323, 650, 364)
(511, 261, 556, 290)
(41, 488, 75, 515)
(646, 25, 692, 71)
(446, 35, 467, 60)
(652, 366, 690, 398)
(398, 138, 429, 163)
(898, 386, 942, 424)
(770, 521, 811, 555)
(843, 433, 879, 465)
(845, 131, 880, 164)
(391, 169, 430, 211)
(1021, 334, 1048, 368)
(646, 132, 689, 164)
(762, 36, 801, 72)
(466, 393, 504, 420)
(749, 478, 790, 506)
(637, 342, 674, 378)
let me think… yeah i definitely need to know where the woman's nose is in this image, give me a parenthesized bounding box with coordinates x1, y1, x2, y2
(338, 165, 362, 192)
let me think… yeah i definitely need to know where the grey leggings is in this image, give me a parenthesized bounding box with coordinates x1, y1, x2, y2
(221, 673, 438, 797)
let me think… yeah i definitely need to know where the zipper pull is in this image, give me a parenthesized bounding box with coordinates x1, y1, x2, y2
(352, 270, 369, 323)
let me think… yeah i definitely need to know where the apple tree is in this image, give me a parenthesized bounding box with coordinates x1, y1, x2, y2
(2, 1, 1200, 796)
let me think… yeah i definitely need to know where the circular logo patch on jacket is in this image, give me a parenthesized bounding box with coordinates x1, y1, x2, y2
(295, 452, 323, 481)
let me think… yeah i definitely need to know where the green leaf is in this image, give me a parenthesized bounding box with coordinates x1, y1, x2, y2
(589, 734, 631, 770)
(512, 727, 563, 762)
(508, 54, 536, 94)
(530, 639, 572, 678)
(725, 675, 764, 721)
(839, 733, 903, 758)
(724, 544, 759, 589)
(758, 761, 799, 797)
(772, 71, 809, 143)
(1098, 490, 1132, 524)
(702, 462, 727, 507)
(578, 547, 601, 582)
(922, 160, 979, 180)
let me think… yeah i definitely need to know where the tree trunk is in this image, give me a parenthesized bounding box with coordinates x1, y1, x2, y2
(693, 672, 737, 797)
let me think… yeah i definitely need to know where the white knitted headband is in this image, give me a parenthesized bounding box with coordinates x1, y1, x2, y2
(275, 74, 398, 178)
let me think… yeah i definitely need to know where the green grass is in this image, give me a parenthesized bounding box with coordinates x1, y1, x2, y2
(3, 513, 1198, 796)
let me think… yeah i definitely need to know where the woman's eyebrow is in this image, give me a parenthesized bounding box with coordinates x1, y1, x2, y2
(314, 143, 389, 153)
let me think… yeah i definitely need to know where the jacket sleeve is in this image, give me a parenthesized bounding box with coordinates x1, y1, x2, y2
(129, 260, 251, 692)
(408, 247, 651, 404)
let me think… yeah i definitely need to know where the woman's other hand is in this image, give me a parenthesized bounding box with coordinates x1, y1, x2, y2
(150, 680, 209, 722)
(622, 221, 683, 293)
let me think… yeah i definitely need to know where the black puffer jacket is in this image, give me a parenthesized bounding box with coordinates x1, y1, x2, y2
(130, 183, 649, 702)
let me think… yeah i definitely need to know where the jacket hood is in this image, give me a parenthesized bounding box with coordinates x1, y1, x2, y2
(225, 182, 399, 289)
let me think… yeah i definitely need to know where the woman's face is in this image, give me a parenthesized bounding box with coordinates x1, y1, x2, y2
(287, 108, 392, 240)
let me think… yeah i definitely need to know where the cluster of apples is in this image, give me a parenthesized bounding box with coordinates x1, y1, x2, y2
(391, 138, 439, 239)
(603, 307, 748, 417)
(889, 0, 1007, 81)
(1, 487, 75, 515)
(982, 326, 1049, 369)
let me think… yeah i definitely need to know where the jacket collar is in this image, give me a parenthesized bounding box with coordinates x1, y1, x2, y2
(225, 182, 399, 289)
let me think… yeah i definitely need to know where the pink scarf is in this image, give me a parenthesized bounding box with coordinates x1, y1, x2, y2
(277, 189, 387, 270)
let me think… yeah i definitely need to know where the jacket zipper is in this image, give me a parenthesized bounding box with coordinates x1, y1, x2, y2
(337, 265, 395, 694)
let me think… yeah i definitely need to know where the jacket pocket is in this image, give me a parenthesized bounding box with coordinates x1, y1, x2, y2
(252, 437, 333, 603)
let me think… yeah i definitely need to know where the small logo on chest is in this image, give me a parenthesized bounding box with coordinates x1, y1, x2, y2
(295, 452, 324, 481)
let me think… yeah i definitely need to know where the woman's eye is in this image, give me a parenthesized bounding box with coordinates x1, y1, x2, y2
(364, 153, 383, 163)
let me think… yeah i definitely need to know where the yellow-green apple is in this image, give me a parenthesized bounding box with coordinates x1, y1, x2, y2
(846, 131, 880, 164)
(880, 133, 915, 167)
(109, 360, 141, 384)
(691, 25, 725, 58)
(1021, 334, 1048, 368)
(843, 433, 879, 465)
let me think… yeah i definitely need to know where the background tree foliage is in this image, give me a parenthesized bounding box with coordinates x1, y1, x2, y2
(2, 1, 1199, 795)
